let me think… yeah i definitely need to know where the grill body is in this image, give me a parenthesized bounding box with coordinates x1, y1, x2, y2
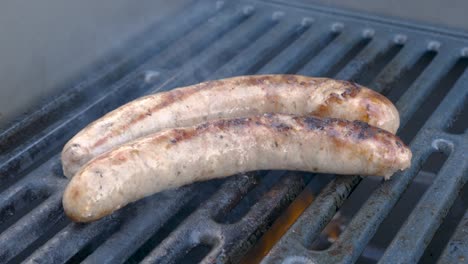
(0, 0, 467, 263)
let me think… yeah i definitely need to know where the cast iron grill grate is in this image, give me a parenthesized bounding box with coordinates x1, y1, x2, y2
(0, 0, 467, 263)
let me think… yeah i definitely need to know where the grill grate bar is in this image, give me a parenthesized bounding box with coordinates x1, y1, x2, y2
(140, 176, 260, 263)
(334, 37, 392, 81)
(141, 173, 306, 263)
(0, 152, 66, 195)
(220, 173, 309, 262)
(297, 29, 364, 76)
(326, 170, 424, 262)
(0, 194, 66, 263)
(422, 66, 468, 131)
(437, 209, 468, 264)
(257, 25, 334, 74)
(228, 173, 297, 222)
(23, 214, 121, 264)
(379, 135, 467, 263)
(146, 12, 320, 97)
(361, 41, 425, 95)
(145, 10, 279, 91)
(208, 174, 267, 219)
(211, 18, 309, 79)
(396, 51, 457, 128)
(140, 11, 278, 93)
(262, 177, 362, 263)
(330, 138, 444, 261)
(349, 42, 404, 86)
(181, 14, 276, 84)
(76, 187, 197, 264)
(0, 183, 50, 234)
(146, 6, 253, 71)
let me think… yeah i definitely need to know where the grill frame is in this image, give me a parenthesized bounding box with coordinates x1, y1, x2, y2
(0, 0, 467, 263)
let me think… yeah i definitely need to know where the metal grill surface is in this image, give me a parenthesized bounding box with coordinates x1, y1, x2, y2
(0, 0, 467, 263)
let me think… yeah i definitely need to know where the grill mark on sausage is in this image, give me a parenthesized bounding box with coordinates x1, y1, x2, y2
(241, 75, 272, 87)
(294, 115, 403, 146)
(92, 137, 109, 150)
(70, 187, 80, 200)
(92, 113, 406, 167)
(98, 74, 332, 151)
(91, 76, 344, 149)
(300, 116, 325, 130)
(271, 122, 293, 132)
(310, 81, 363, 119)
(165, 129, 198, 146)
(161, 115, 402, 149)
(91, 82, 213, 149)
(70, 75, 400, 180)
(265, 89, 282, 112)
(89, 79, 228, 148)
(339, 81, 361, 97)
(351, 120, 377, 140)
(208, 117, 252, 130)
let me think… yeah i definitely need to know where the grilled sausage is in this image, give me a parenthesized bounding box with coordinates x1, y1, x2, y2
(61, 75, 400, 178)
(63, 114, 411, 222)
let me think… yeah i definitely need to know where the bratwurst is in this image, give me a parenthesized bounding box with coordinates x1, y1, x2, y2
(61, 75, 400, 178)
(63, 114, 411, 222)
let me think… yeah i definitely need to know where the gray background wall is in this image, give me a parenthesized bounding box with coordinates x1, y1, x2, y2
(0, 0, 466, 128)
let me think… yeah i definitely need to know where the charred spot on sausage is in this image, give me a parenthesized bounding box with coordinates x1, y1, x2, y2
(95, 170, 103, 178)
(395, 140, 403, 148)
(196, 123, 210, 131)
(271, 122, 292, 132)
(285, 75, 297, 84)
(351, 120, 378, 140)
(302, 116, 325, 130)
(338, 81, 361, 97)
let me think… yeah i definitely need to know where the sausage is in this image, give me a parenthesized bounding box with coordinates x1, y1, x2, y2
(63, 113, 411, 222)
(61, 75, 400, 178)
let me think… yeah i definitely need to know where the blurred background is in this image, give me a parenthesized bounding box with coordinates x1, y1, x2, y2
(0, 0, 466, 128)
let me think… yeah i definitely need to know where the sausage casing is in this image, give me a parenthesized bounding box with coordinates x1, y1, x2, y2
(63, 114, 411, 222)
(61, 75, 400, 178)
